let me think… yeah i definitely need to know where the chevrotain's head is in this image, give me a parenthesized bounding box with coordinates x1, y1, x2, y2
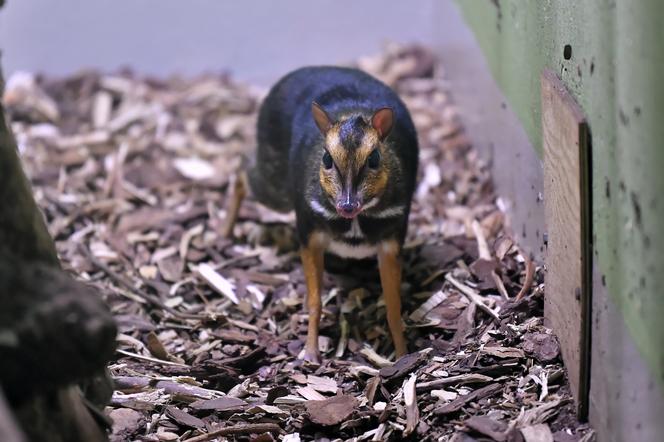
(312, 102, 394, 219)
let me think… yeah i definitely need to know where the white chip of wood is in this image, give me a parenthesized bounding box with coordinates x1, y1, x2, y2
(307, 375, 338, 394)
(360, 347, 394, 368)
(403, 374, 419, 436)
(431, 389, 457, 402)
(409, 289, 449, 321)
(296, 386, 326, 401)
(173, 156, 216, 181)
(195, 263, 239, 304)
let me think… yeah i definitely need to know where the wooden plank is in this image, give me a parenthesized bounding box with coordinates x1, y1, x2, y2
(540, 69, 591, 418)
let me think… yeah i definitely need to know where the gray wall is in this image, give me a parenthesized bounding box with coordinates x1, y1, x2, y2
(0, 0, 439, 84)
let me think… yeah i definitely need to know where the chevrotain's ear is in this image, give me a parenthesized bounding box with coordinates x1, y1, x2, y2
(371, 107, 394, 139)
(311, 102, 332, 134)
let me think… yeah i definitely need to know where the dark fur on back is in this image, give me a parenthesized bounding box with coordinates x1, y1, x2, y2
(249, 66, 418, 246)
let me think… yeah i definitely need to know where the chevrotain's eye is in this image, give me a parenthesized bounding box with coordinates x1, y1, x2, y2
(322, 151, 333, 170)
(367, 149, 381, 169)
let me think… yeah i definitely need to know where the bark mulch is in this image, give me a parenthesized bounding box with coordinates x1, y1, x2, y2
(5, 43, 595, 442)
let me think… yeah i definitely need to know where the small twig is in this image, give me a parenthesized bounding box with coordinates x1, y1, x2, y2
(472, 220, 509, 300)
(491, 270, 510, 300)
(516, 255, 536, 300)
(221, 171, 248, 238)
(403, 374, 419, 437)
(179, 223, 204, 262)
(445, 274, 500, 321)
(335, 315, 349, 358)
(471, 219, 491, 261)
(416, 373, 493, 392)
(116, 349, 189, 367)
(360, 346, 394, 368)
(181, 423, 282, 442)
(103, 141, 128, 198)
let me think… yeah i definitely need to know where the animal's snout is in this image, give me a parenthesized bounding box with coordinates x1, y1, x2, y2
(336, 200, 361, 218)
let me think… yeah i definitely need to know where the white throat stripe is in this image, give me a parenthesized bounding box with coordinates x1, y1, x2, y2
(328, 240, 377, 259)
(366, 205, 405, 218)
(363, 197, 379, 211)
(309, 199, 339, 219)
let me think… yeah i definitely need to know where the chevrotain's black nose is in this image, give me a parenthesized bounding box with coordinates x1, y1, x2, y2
(336, 200, 361, 217)
(342, 203, 358, 214)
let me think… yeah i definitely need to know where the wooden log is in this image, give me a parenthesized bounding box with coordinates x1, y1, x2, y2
(0, 101, 59, 267)
(0, 256, 116, 400)
(0, 62, 116, 441)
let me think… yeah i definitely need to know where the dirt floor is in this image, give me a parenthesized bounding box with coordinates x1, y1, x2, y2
(6, 45, 595, 441)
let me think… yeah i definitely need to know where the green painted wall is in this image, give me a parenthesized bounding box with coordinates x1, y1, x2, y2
(456, 0, 664, 385)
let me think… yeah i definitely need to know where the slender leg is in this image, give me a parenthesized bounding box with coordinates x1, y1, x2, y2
(221, 171, 247, 238)
(300, 239, 325, 363)
(378, 240, 407, 357)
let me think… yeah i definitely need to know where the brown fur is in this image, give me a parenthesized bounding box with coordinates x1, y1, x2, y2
(300, 235, 325, 362)
(319, 120, 390, 205)
(378, 239, 406, 356)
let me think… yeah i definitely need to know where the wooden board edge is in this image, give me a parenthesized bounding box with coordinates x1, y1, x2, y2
(540, 69, 592, 419)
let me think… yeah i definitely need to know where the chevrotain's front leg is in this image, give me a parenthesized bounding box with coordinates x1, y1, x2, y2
(378, 240, 407, 357)
(300, 239, 325, 363)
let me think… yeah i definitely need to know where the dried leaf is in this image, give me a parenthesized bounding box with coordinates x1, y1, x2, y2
(305, 395, 358, 426)
(145, 331, 170, 360)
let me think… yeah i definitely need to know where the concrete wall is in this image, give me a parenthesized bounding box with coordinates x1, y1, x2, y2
(0, 0, 437, 85)
(453, 0, 664, 440)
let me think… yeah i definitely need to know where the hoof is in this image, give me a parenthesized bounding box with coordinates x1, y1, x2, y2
(298, 347, 322, 365)
(394, 342, 408, 359)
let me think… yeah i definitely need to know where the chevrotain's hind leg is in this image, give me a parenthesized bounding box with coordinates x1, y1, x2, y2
(299, 238, 325, 363)
(378, 240, 407, 357)
(221, 171, 248, 238)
